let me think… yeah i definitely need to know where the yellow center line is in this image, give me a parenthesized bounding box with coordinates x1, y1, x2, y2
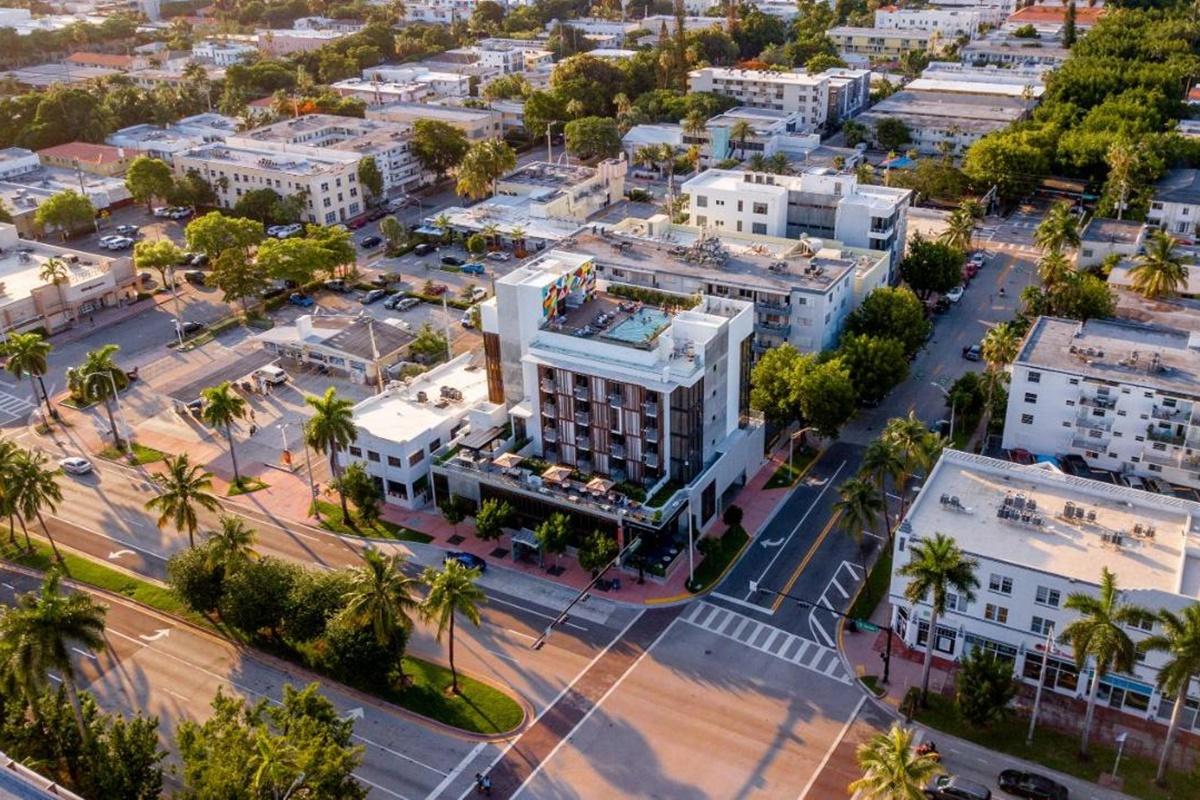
(770, 508, 843, 612)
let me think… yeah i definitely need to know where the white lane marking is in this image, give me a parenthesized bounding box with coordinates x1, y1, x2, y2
(829, 578, 849, 599)
(425, 742, 487, 800)
(503, 628, 536, 641)
(744, 460, 848, 600)
(1, 583, 13, 590)
(798, 694, 867, 800)
(487, 595, 588, 631)
(108, 549, 136, 560)
(165, 688, 190, 701)
(138, 628, 170, 642)
(511, 618, 680, 799)
(481, 648, 521, 664)
(809, 616, 836, 648)
(72, 647, 97, 661)
(49, 673, 61, 683)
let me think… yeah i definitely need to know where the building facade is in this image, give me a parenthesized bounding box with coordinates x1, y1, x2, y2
(1148, 169, 1200, 243)
(688, 68, 830, 131)
(875, 6, 1002, 36)
(827, 26, 935, 58)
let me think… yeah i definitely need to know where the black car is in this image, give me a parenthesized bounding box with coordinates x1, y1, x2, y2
(361, 289, 387, 304)
(414, 243, 437, 256)
(444, 551, 486, 572)
(1059, 454, 1089, 476)
(441, 255, 464, 267)
(997, 770, 1068, 800)
(177, 320, 205, 337)
(183, 270, 206, 285)
(925, 775, 991, 800)
(359, 235, 383, 249)
(367, 208, 387, 221)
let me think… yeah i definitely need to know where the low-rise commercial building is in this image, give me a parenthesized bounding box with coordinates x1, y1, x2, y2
(37, 142, 137, 177)
(192, 39, 257, 66)
(688, 67, 829, 131)
(960, 31, 1070, 66)
(891, 447, 1200, 731)
(1006, 1, 1106, 34)
(0, 149, 129, 237)
(106, 113, 239, 161)
(366, 102, 501, 140)
(254, 314, 415, 384)
(857, 89, 1033, 155)
(875, 5, 1003, 36)
(359, 65, 472, 97)
(256, 28, 352, 56)
(1148, 169, 1200, 243)
(1077, 218, 1146, 269)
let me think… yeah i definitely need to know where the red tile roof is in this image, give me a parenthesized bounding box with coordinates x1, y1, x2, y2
(37, 142, 132, 166)
(1007, 4, 1106, 27)
(64, 52, 134, 69)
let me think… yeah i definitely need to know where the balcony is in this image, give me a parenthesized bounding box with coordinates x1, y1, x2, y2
(576, 411, 591, 427)
(610, 443, 626, 459)
(1075, 412, 1113, 432)
(645, 427, 659, 443)
(1071, 435, 1109, 451)
(755, 321, 791, 337)
(572, 385, 591, 401)
(540, 378, 556, 393)
(608, 393, 623, 407)
(755, 297, 788, 311)
(542, 402, 557, 417)
(1147, 425, 1185, 446)
(645, 452, 659, 468)
(576, 434, 592, 450)
(543, 427, 558, 444)
(1079, 394, 1117, 411)
(577, 459, 593, 473)
(1141, 447, 1182, 469)
(1153, 404, 1191, 423)
(643, 401, 659, 417)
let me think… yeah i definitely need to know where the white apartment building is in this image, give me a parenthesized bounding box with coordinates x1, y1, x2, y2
(875, 6, 1003, 36)
(1001, 316, 1200, 491)
(688, 68, 830, 131)
(366, 102, 501, 140)
(1148, 169, 1200, 243)
(822, 67, 872, 123)
(404, 0, 505, 25)
(192, 39, 257, 66)
(688, 107, 811, 165)
(360, 65, 471, 97)
(239, 114, 424, 194)
(173, 141, 364, 225)
(960, 31, 1070, 66)
(106, 113, 239, 160)
(257, 28, 350, 56)
(568, 215, 890, 355)
(857, 90, 1033, 155)
(682, 168, 912, 275)
(344, 353, 499, 510)
(890, 448, 1200, 732)
(1077, 218, 1146, 269)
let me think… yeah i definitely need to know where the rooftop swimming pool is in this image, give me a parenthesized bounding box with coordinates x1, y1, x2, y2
(602, 308, 671, 345)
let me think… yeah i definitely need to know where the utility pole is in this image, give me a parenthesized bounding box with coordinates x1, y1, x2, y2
(1026, 625, 1056, 745)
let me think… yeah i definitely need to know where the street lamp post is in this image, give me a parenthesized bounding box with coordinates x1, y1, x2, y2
(166, 266, 185, 347)
(1025, 624, 1057, 745)
(789, 426, 814, 475)
(931, 382, 955, 441)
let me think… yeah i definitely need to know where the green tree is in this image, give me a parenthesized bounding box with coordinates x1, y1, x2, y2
(409, 323, 449, 364)
(834, 476, 883, 556)
(205, 514, 257, 576)
(341, 549, 420, 679)
(1037, 250, 1074, 289)
(440, 495, 468, 535)
(962, 132, 1049, 202)
(67, 343, 128, 447)
(185, 211, 264, 259)
(38, 257, 69, 318)
(283, 569, 351, 643)
(411, 119, 470, 179)
(1034, 201, 1081, 254)
(0, 570, 106, 739)
(874, 117, 911, 151)
(474, 497, 513, 541)
(564, 116, 622, 159)
(133, 238, 184, 290)
(578, 529, 617, 574)
(837, 334, 908, 405)
(304, 388, 356, 517)
(210, 249, 268, 314)
(1060, 567, 1150, 757)
(255, 236, 325, 288)
(219, 556, 299, 639)
(200, 381, 249, 485)
(322, 618, 396, 688)
(34, 190, 94, 239)
(900, 233, 962, 300)
(357, 157, 384, 204)
(1063, 0, 1077, 46)
(749, 343, 804, 424)
(939, 206, 975, 252)
(797, 357, 856, 439)
(333, 461, 383, 526)
(842, 119, 868, 147)
(420, 559, 485, 693)
(849, 724, 943, 800)
(456, 138, 517, 201)
(899, 532, 980, 705)
(3, 332, 54, 423)
(124, 155, 174, 211)
(884, 412, 942, 520)
(145, 453, 221, 549)
(860, 437, 904, 538)
(844, 287, 930, 359)
(9, 449, 64, 561)
(233, 188, 287, 225)
(1130, 230, 1186, 299)
(956, 648, 1018, 727)
(167, 544, 225, 615)
(1138, 604, 1200, 784)
(534, 512, 571, 568)
(379, 216, 406, 254)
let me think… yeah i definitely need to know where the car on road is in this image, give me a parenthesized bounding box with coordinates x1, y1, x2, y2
(461, 262, 486, 275)
(945, 285, 965, 303)
(347, 217, 369, 230)
(470, 287, 488, 302)
(486, 251, 511, 262)
(260, 280, 288, 299)
(58, 457, 93, 475)
(969, 251, 986, 268)
(324, 278, 349, 293)
(361, 288, 387, 304)
(99, 235, 134, 250)
(367, 208, 387, 221)
(114, 224, 139, 236)
(925, 775, 991, 800)
(394, 297, 421, 312)
(414, 243, 437, 256)
(441, 255, 464, 267)
(359, 235, 383, 249)
(444, 551, 486, 572)
(186, 252, 209, 267)
(997, 770, 1068, 800)
(177, 320, 205, 337)
(962, 344, 982, 361)
(165, 206, 192, 220)
(932, 419, 951, 436)
(289, 292, 314, 307)
(963, 263, 980, 281)
(152, 206, 171, 218)
(461, 309, 475, 327)
(371, 272, 402, 287)
(184, 270, 206, 285)
(426, 283, 448, 295)
(268, 223, 304, 239)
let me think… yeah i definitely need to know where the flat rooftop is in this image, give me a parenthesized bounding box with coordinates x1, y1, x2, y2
(0, 243, 114, 310)
(1016, 316, 1200, 398)
(690, 66, 830, 85)
(908, 450, 1200, 599)
(542, 291, 678, 350)
(1, 63, 119, 87)
(1081, 217, 1145, 245)
(828, 25, 934, 39)
(178, 142, 358, 175)
(866, 90, 1032, 122)
(502, 161, 596, 189)
(904, 78, 1044, 98)
(367, 102, 494, 123)
(353, 354, 490, 444)
(1152, 169, 1200, 206)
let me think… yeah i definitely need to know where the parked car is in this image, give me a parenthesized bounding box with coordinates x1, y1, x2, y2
(945, 285, 965, 303)
(470, 287, 488, 302)
(177, 320, 205, 337)
(970, 251, 986, 268)
(371, 272, 402, 287)
(367, 208, 387, 221)
(347, 217, 369, 230)
(444, 551, 486, 572)
(187, 252, 209, 267)
(361, 288, 387, 304)
(166, 206, 192, 220)
(268, 223, 303, 239)
(260, 280, 288, 299)
(931, 297, 951, 314)
(461, 309, 475, 327)
(359, 235, 383, 249)
(184, 270, 206, 285)
(99, 235, 133, 250)
(925, 775, 991, 800)
(383, 292, 407, 309)
(288, 292, 314, 307)
(1059, 454, 1089, 476)
(151, 206, 171, 218)
(997, 770, 1067, 800)
(395, 297, 421, 312)
(324, 278, 349, 293)
(414, 242, 436, 256)
(932, 419, 951, 437)
(254, 365, 288, 385)
(426, 283, 448, 295)
(461, 262, 486, 275)
(114, 224, 139, 236)
(441, 255, 464, 267)
(58, 457, 93, 475)
(486, 251, 511, 261)
(964, 263, 980, 280)
(962, 344, 982, 361)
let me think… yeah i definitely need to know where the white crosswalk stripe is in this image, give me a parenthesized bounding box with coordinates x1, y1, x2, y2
(0, 390, 34, 422)
(682, 601, 852, 684)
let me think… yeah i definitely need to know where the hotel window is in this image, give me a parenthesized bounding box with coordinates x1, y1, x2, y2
(367, 451, 380, 463)
(752, 202, 768, 215)
(984, 604, 1008, 624)
(696, 195, 708, 207)
(1027, 371, 1041, 383)
(1035, 586, 1060, 607)
(752, 222, 767, 235)
(387, 456, 402, 467)
(1021, 414, 1033, 424)
(408, 449, 426, 467)
(1024, 392, 1038, 403)
(1030, 616, 1055, 636)
(988, 574, 1012, 595)
(348, 446, 362, 457)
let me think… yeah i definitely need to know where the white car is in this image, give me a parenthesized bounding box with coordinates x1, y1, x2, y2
(969, 252, 986, 268)
(485, 251, 511, 262)
(58, 457, 93, 475)
(470, 287, 488, 302)
(945, 285, 965, 303)
(151, 206, 171, 218)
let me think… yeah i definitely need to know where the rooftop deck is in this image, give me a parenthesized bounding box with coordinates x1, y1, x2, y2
(542, 291, 677, 349)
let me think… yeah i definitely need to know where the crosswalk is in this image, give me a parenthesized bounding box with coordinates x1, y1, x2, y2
(680, 601, 852, 684)
(0, 389, 34, 423)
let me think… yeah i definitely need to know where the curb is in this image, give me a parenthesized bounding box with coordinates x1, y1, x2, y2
(835, 543, 902, 723)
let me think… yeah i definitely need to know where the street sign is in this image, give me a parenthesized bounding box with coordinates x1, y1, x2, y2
(855, 619, 881, 632)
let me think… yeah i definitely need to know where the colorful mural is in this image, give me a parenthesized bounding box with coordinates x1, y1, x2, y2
(540, 259, 596, 320)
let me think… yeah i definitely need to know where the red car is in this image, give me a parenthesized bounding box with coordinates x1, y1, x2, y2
(347, 217, 369, 230)
(427, 283, 448, 295)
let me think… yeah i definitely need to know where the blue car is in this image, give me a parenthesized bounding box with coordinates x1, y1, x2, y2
(461, 262, 486, 275)
(443, 551, 486, 572)
(289, 292, 314, 307)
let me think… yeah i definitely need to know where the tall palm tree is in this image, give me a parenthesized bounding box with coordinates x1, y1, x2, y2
(145, 453, 221, 549)
(1130, 230, 1186, 299)
(433, 213, 453, 243)
(508, 225, 527, 257)
(38, 259, 69, 321)
(304, 387, 357, 519)
(959, 198, 984, 220)
(861, 438, 905, 537)
(480, 222, 501, 249)
(1037, 250, 1074, 289)
(1033, 200, 1081, 254)
(979, 321, 1021, 437)
(849, 724, 943, 799)
(200, 381, 248, 486)
(1139, 604, 1200, 784)
(834, 476, 883, 559)
(1060, 567, 1150, 757)
(682, 111, 707, 143)
(0, 570, 106, 739)
(938, 207, 975, 252)
(421, 559, 485, 694)
(746, 153, 768, 172)
(68, 344, 128, 448)
(342, 549, 420, 679)
(205, 515, 257, 575)
(634, 144, 661, 175)
(10, 449, 63, 562)
(0, 440, 21, 549)
(3, 332, 54, 423)
(883, 413, 935, 519)
(898, 532, 979, 704)
(728, 119, 753, 161)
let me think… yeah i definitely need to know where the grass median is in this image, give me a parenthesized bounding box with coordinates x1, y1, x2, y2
(764, 447, 818, 490)
(312, 499, 433, 543)
(687, 525, 749, 593)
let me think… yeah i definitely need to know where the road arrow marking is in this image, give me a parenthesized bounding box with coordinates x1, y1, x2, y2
(759, 538, 784, 548)
(344, 707, 364, 721)
(108, 549, 135, 560)
(138, 629, 170, 642)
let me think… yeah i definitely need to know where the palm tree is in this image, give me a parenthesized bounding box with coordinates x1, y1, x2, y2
(3, 332, 54, 423)
(767, 153, 790, 175)
(206, 515, 257, 575)
(834, 476, 883, 559)
(304, 387, 357, 519)
(861, 438, 904, 537)
(10, 449, 63, 562)
(1037, 250, 1074, 289)
(1033, 200, 1080, 254)
(145, 453, 221, 549)
(1060, 567, 1150, 757)
(883, 413, 935, 519)
(421, 559, 486, 693)
(342, 549, 420, 679)
(746, 153, 768, 172)
(249, 730, 302, 798)
(980, 322, 1020, 437)
(898, 532, 979, 704)
(0, 569, 106, 739)
(1139, 604, 1200, 784)
(728, 119, 754, 161)
(0, 440, 21, 549)
(508, 225, 527, 257)
(38, 259, 69, 321)
(480, 222, 500, 249)
(633, 145, 661, 174)
(200, 382, 248, 486)
(68, 344, 128, 448)
(939, 207, 975, 252)
(681, 111, 707, 143)
(433, 213, 453, 243)
(849, 724, 943, 799)
(1130, 230, 1186, 299)
(959, 198, 984, 220)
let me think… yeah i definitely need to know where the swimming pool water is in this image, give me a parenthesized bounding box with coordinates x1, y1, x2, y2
(604, 309, 671, 344)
